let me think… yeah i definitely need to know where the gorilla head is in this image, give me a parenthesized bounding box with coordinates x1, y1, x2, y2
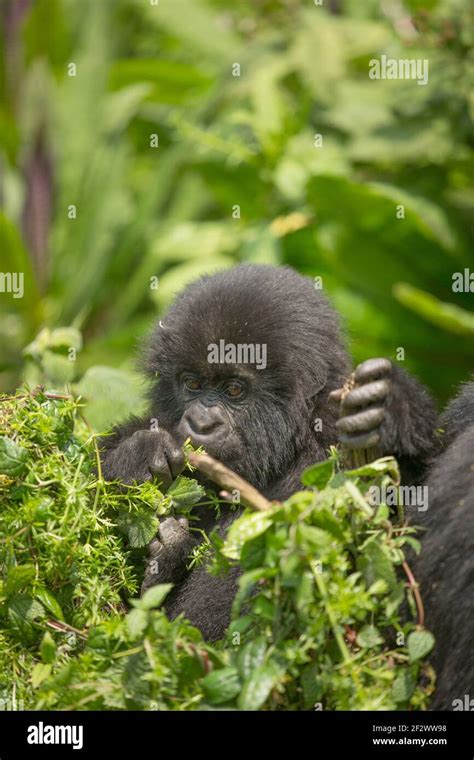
(143, 264, 349, 493)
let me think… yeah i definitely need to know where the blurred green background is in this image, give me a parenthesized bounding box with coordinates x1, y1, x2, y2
(1, 0, 473, 429)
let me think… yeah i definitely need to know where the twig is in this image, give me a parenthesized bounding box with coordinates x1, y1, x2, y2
(187, 451, 273, 512)
(402, 559, 425, 628)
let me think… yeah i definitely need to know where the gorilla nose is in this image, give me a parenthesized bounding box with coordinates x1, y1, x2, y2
(186, 409, 223, 436)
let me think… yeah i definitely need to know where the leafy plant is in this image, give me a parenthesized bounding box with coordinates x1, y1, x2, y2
(0, 389, 434, 710)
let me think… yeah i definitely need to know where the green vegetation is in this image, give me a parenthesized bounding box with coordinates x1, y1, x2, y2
(1, 0, 473, 413)
(0, 390, 434, 710)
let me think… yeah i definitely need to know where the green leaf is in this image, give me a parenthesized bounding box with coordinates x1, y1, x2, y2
(356, 625, 383, 649)
(297, 524, 333, 551)
(345, 456, 399, 481)
(202, 667, 241, 705)
(40, 632, 57, 664)
(222, 512, 273, 560)
(5, 565, 36, 596)
(301, 459, 334, 488)
(0, 436, 28, 476)
(358, 540, 397, 592)
(237, 660, 283, 710)
(392, 669, 416, 703)
(35, 588, 64, 621)
(126, 608, 149, 639)
(31, 662, 53, 689)
(168, 476, 205, 509)
(407, 630, 435, 663)
(7, 596, 45, 644)
(117, 509, 159, 548)
(237, 637, 267, 681)
(139, 584, 173, 610)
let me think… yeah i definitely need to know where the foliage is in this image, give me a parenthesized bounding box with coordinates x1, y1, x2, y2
(0, 0, 473, 403)
(0, 390, 434, 710)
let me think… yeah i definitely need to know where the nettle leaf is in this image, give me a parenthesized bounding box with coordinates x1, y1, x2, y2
(0, 436, 28, 476)
(392, 669, 416, 703)
(202, 667, 241, 705)
(408, 630, 435, 662)
(40, 632, 57, 664)
(31, 662, 53, 688)
(126, 608, 149, 639)
(117, 510, 159, 548)
(358, 540, 397, 592)
(7, 596, 46, 644)
(140, 584, 173, 610)
(356, 624, 383, 649)
(237, 636, 267, 681)
(297, 524, 333, 551)
(5, 565, 36, 596)
(168, 475, 205, 509)
(222, 512, 273, 560)
(237, 659, 283, 710)
(345, 456, 399, 480)
(301, 458, 334, 489)
(35, 588, 64, 621)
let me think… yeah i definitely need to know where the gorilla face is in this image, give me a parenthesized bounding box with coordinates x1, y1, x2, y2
(176, 369, 254, 463)
(144, 264, 350, 489)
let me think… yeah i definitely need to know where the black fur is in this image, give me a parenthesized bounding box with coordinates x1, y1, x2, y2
(414, 381, 474, 710)
(100, 264, 438, 641)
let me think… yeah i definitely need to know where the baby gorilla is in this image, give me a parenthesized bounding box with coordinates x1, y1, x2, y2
(100, 264, 437, 640)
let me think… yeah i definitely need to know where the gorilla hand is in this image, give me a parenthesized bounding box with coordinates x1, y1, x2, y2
(100, 428, 185, 488)
(141, 516, 197, 592)
(331, 358, 392, 450)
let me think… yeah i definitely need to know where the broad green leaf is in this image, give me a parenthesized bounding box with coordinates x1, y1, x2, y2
(140, 584, 173, 610)
(168, 476, 205, 509)
(0, 437, 28, 476)
(356, 624, 383, 649)
(392, 669, 416, 703)
(237, 660, 283, 710)
(117, 510, 159, 549)
(222, 512, 274, 560)
(40, 632, 57, 664)
(237, 637, 267, 681)
(301, 459, 334, 489)
(202, 667, 241, 705)
(408, 630, 435, 663)
(31, 663, 53, 688)
(5, 565, 36, 596)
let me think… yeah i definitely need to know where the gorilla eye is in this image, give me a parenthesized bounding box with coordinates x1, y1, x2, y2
(184, 376, 202, 392)
(225, 382, 243, 399)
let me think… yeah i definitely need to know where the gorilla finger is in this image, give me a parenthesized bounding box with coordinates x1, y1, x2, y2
(165, 444, 185, 480)
(178, 516, 189, 530)
(341, 380, 390, 411)
(149, 452, 173, 488)
(354, 358, 392, 384)
(148, 538, 163, 557)
(159, 516, 187, 545)
(336, 407, 385, 436)
(329, 388, 344, 402)
(338, 430, 381, 450)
